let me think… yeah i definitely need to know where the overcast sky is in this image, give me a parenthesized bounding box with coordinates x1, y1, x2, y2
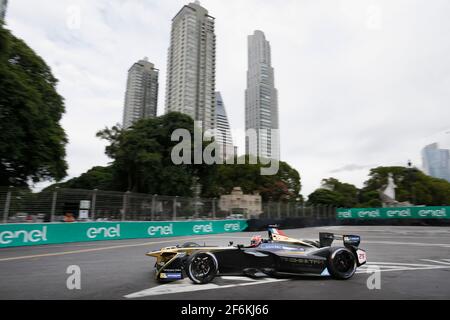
(5, 0, 450, 197)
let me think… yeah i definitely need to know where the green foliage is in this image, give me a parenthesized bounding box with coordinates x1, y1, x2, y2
(309, 167, 450, 208)
(0, 25, 67, 186)
(202, 156, 302, 201)
(96, 112, 208, 196)
(44, 166, 114, 191)
(307, 178, 359, 207)
(361, 166, 450, 206)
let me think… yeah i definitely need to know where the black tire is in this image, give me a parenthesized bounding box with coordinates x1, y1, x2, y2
(186, 252, 218, 284)
(181, 242, 201, 248)
(327, 247, 357, 280)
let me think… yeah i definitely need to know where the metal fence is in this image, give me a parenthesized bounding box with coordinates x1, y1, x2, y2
(0, 186, 337, 223)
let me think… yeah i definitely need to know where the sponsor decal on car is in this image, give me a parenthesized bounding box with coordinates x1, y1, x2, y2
(281, 257, 325, 265)
(357, 249, 367, 264)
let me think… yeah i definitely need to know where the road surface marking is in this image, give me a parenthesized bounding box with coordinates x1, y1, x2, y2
(357, 265, 450, 274)
(124, 277, 288, 299)
(363, 241, 450, 248)
(366, 261, 447, 267)
(420, 259, 450, 265)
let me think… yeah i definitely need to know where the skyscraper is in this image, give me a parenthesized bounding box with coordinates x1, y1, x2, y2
(122, 57, 159, 129)
(245, 30, 279, 160)
(422, 143, 450, 182)
(165, 1, 216, 132)
(215, 92, 234, 159)
(0, 0, 7, 21)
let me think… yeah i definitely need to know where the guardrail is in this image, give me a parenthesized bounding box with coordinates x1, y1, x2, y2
(0, 219, 248, 248)
(336, 206, 450, 219)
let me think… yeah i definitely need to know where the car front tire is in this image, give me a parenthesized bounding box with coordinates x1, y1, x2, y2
(186, 252, 218, 284)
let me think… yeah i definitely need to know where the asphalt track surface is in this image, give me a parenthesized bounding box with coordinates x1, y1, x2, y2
(0, 226, 449, 300)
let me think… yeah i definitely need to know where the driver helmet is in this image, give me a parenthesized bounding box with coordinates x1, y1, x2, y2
(250, 235, 263, 247)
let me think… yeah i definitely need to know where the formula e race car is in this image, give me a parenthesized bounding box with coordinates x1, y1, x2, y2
(146, 226, 367, 284)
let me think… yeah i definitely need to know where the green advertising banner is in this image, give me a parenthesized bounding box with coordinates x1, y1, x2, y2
(337, 206, 450, 219)
(0, 220, 248, 248)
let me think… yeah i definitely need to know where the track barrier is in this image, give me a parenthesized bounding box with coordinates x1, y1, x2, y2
(0, 220, 248, 248)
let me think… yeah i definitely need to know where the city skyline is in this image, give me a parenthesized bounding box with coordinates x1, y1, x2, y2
(4, 0, 450, 196)
(122, 57, 159, 129)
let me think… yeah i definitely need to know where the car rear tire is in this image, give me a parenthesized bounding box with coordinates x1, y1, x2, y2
(327, 247, 357, 280)
(186, 252, 218, 284)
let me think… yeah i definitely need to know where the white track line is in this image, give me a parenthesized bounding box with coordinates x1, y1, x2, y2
(357, 265, 450, 274)
(420, 259, 450, 265)
(363, 241, 450, 248)
(366, 261, 446, 267)
(124, 277, 288, 299)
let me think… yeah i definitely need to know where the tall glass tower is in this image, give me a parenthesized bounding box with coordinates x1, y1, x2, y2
(165, 1, 216, 132)
(215, 92, 234, 159)
(0, 0, 7, 21)
(245, 30, 279, 160)
(422, 143, 450, 182)
(122, 58, 159, 129)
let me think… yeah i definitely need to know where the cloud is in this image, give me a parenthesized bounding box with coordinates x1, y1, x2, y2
(330, 164, 375, 174)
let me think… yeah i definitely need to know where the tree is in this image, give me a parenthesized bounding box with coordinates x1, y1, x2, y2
(307, 189, 343, 206)
(0, 24, 67, 187)
(202, 156, 302, 201)
(360, 166, 450, 206)
(307, 178, 359, 207)
(44, 166, 114, 191)
(96, 113, 209, 196)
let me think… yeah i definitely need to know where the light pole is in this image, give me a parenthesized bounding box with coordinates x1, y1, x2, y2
(407, 160, 416, 205)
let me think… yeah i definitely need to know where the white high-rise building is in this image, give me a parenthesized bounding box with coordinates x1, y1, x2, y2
(122, 58, 159, 129)
(422, 143, 450, 182)
(0, 0, 7, 21)
(215, 92, 234, 159)
(165, 1, 216, 132)
(245, 30, 280, 160)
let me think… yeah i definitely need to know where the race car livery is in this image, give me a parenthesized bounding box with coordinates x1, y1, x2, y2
(146, 226, 367, 284)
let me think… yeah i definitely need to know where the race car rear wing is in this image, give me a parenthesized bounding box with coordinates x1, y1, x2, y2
(319, 233, 361, 248)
